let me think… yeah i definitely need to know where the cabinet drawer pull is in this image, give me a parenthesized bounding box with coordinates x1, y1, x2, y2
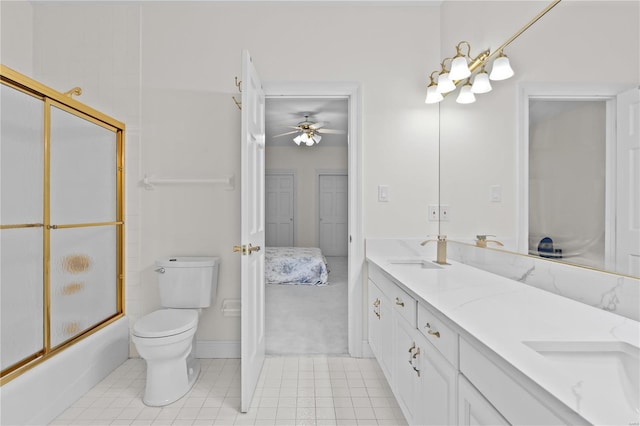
(425, 322, 441, 338)
(408, 342, 416, 353)
(373, 298, 380, 307)
(395, 297, 405, 307)
(413, 346, 420, 359)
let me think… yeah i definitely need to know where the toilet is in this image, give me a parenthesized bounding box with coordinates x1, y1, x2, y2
(132, 256, 220, 406)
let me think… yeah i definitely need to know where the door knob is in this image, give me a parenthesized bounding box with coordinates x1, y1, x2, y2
(247, 244, 261, 254)
(233, 245, 246, 255)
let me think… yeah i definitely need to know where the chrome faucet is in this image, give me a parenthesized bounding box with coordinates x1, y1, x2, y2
(420, 235, 448, 265)
(476, 235, 504, 248)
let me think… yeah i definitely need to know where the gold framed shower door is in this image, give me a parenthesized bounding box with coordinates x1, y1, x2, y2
(0, 65, 125, 385)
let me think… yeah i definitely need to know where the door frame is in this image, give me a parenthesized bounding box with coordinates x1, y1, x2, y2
(317, 169, 348, 257)
(518, 83, 627, 269)
(265, 169, 297, 246)
(263, 81, 363, 357)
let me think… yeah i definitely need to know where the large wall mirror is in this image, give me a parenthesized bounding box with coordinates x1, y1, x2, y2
(437, 1, 639, 278)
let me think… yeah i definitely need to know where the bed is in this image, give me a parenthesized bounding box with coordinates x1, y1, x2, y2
(265, 247, 329, 286)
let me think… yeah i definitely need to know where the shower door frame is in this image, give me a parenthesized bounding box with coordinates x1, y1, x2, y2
(0, 65, 126, 385)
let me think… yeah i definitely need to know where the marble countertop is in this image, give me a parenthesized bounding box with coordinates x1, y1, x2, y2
(366, 239, 640, 426)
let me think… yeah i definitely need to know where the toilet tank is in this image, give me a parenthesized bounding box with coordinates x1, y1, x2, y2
(156, 257, 220, 308)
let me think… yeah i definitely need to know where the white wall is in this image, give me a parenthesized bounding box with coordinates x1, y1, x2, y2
(0, 0, 33, 76)
(2, 1, 441, 348)
(438, 1, 639, 245)
(266, 145, 348, 247)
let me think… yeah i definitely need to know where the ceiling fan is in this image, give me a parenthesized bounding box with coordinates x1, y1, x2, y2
(273, 114, 346, 146)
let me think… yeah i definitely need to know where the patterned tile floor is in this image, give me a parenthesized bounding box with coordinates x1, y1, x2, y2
(49, 356, 407, 426)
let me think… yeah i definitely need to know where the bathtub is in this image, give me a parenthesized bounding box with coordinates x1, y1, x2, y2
(0, 316, 129, 425)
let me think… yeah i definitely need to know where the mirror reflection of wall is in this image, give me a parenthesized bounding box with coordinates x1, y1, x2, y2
(438, 0, 639, 278)
(528, 99, 606, 269)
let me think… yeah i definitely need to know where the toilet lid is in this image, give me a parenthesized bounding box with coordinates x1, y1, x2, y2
(133, 309, 198, 338)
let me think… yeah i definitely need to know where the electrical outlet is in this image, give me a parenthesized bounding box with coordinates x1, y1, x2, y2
(428, 205, 439, 221)
(440, 204, 450, 221)
(429, 204, 451, 221)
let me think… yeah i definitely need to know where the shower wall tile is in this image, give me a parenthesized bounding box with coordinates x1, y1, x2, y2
(448, 242, 640, 321)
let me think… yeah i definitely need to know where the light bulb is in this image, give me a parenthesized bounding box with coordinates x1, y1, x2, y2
(436, 73, 456, 94)
(449, 56, 471, 81)
(456, 83, 476, 104)
(425, 85, 444, 104)
(490, 54, 514, 81)
(471, 71, 492, 94)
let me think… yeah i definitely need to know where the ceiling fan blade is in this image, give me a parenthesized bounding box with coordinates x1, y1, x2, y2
(272, 130, 299, 137)
(317, 128, 346, 134)
(310, 121, 326, 130)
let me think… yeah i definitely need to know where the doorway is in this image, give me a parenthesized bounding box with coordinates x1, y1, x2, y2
(263, 89, 359, 356)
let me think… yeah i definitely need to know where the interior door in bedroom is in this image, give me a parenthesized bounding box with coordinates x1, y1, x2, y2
(239, 49, 266, 413)
(265, 172, 294, 247)
(319, 173, 348, 256)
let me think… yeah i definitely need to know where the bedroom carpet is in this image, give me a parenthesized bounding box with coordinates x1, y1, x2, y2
(266, 256, 348, 355)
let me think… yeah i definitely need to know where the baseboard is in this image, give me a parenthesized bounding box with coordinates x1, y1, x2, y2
(195, 340, 240, 358)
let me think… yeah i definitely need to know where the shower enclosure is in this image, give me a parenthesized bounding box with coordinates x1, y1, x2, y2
(0, 65, 125, 385)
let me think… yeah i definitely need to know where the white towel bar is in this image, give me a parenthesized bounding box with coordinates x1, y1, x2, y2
(142, 174, 235, 191)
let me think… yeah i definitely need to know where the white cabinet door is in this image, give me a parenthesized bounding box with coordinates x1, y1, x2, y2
(368, 279, 393, 380)
(417, 338, 457, 425)
(458, 374, 509, 426)
(394, 317, 421, 424)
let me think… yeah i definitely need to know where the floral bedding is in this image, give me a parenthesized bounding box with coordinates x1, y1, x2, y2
(265, 247, 329, 286)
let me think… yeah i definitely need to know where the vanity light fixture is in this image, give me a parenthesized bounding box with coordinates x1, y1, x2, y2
(424, 0, 562, 105)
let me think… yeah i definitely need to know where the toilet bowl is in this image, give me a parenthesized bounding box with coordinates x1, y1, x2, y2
(132, 309, 201, 406)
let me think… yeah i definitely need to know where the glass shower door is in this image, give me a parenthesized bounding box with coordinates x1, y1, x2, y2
(48, 103, 120, 348)
(0, 84, 45, 371)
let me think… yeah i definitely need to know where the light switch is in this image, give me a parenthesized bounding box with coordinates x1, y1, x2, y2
(378, 185, 389, 202)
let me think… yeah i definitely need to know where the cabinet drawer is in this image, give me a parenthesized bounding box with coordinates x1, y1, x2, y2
(417, 302, 458, 367)
(369, 263, 416, 326)
(390, 284, 416, 327)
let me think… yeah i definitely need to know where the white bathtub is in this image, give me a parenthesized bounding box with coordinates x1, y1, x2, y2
(0, 316, 129, 425)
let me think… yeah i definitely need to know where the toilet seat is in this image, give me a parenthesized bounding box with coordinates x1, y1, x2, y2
(133, 309, 198, 338)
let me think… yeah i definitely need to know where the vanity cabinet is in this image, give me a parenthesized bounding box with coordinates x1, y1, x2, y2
(368, 264, 457, 425)
(366, 261, 574, 426)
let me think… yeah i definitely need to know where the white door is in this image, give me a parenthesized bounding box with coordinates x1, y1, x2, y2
(265, 173, 294, 247)
(319, 174, 348, 256)
(238, 50, 266, 413)
(616, 87, 640, 276)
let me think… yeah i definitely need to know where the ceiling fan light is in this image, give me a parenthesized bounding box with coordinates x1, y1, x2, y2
(313, 134, 322, 144)
(293, 134, 302, 145)
(456, 84, 476, 104)
(436, 73, 456, 94)
(471, 71, 492, 94)
(490, 54, 514, 81)
(449, 56, 471, 81)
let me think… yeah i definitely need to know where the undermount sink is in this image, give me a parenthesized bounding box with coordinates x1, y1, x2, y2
(523, 340, 639, 419)
(388, 259, 443, 269)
